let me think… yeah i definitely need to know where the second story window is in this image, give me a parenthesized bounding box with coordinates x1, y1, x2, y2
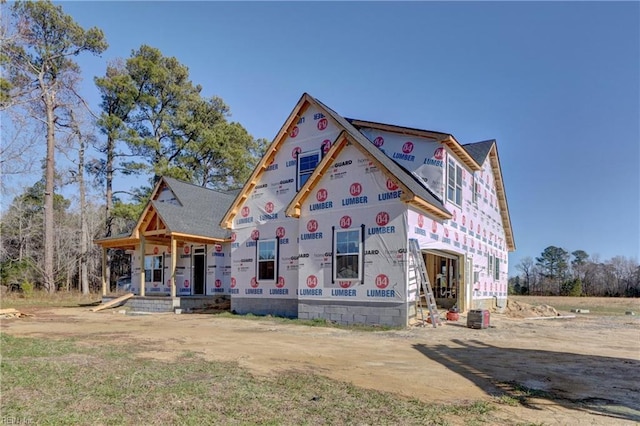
(447, 159, 462, 206)
(297, 150, 321, 190)
(472, 175, 481, 204)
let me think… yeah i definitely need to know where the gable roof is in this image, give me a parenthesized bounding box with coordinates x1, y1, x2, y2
(292, 97, 451, 219)
(148, 177, 234, 240)
(285, 129, 451, 220)
(95, 177, 233, 248)
(347, 118, 482, 172)
(327, 104, 515, 251)
(221, 93, 312, 228)
(221, 93, 452, 227)
(220, 93, 514, 251)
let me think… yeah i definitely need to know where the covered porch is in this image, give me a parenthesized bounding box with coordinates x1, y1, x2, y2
(94, 198, 230, 300)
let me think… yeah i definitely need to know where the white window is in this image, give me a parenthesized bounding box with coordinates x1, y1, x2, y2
(487, 254, 500, 281)
(297, 150, 321, 190)
(472, 176, 480, 204)
(144, 255, 163, 283)
(257, 239, 277, 281)
(447, 159, 462, 206)
(334, 228, 362, 281)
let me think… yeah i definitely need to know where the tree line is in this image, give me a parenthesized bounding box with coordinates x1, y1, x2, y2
(1, 1, 265, 293)
(510, 246, 640, 297)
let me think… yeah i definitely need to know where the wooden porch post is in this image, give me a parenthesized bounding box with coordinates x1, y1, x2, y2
(101, 247, 108, 296)
(170, 237, 177, 298)
(140, 235, 146, 297)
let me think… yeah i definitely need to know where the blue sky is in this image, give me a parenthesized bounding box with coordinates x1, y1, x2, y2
(7, 1, 640, 271)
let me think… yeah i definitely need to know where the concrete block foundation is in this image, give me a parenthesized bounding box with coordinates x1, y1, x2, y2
(101, 296, 229, 313)
(231, 297, 298, 318)
(298, 300, 411, 327)
(473, 297, 507, 313)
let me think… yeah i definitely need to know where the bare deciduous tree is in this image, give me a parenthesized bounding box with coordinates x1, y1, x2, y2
(1, 1, 107, 292)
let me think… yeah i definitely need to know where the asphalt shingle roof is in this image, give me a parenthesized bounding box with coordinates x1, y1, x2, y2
(154, 177, 235, 239)
(462, 140, 495, 165)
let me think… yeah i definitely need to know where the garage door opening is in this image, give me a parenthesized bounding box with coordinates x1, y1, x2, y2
(424, 251, 460, 310)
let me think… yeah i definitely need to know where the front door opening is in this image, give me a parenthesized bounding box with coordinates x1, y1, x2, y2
(193, 249, 205, 295)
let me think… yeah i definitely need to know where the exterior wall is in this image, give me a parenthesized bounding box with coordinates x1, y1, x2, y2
(206, 243, 231, 296)
(296, 144, 409, 309)
(470, 158, 509, 303)
(129, 242, 231, 297)
(131, 250, 142, 293)
(173, 245, 192, 295)
(357, 128, 445, 197)
(132, 245, 171, 295)
(229, 105, 341, 305)
(404, 155, 509, 310)
(225, 106, 510, 323)
(358, 127, 509, 310)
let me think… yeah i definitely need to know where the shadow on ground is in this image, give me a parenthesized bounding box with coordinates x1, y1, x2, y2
(413, 340, 640, 423)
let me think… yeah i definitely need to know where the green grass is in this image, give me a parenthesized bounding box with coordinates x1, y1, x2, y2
(493, 381, 553, 409)
(0, 290, 101, 309)
(510, 295, 639, 316)
(1, 334, 496, 425)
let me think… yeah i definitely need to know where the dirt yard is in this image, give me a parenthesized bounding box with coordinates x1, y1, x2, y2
(2, 297, 639, 425)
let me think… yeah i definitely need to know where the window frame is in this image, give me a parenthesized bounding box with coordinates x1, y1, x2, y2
(487, 254, 500, 281)
(333, 227, 363, 282)
(256, 238, 278, 282)
(447, 159, 463, 206)
(296, 149, 321, 191)
(472, 175, 480, 204)
(144, 255, 163, 283)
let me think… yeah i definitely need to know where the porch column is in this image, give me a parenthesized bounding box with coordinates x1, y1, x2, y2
(170, 237, 177, 298)
(101, 247, 108, 296)
(140, 235, 146, 297)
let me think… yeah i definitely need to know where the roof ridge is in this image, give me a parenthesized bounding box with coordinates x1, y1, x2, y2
(162, 176, 240, 196)
(345, 117, 451, 137)
(462, 139, 496, 147)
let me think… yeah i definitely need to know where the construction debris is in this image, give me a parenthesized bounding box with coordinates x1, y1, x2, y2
(503, 300, 560, 318)
(90, 293, 134, 312)
(190, 298, 231, 313)
(0, 308, 33, 319)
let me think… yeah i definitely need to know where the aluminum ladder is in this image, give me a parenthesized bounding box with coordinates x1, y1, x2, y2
(409, 238, 441, 328)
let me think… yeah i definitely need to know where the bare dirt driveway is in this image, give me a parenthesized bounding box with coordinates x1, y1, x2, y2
(2, 298, 639, 425)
